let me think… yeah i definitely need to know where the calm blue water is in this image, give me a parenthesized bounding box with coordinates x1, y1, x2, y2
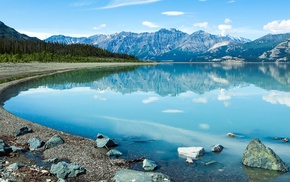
(2, 63, 290, 181)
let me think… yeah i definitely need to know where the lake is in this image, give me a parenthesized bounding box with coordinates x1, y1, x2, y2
(2, 63, 290, 181)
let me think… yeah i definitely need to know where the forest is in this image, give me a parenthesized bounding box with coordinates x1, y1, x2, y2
(0, 38, 139, 63)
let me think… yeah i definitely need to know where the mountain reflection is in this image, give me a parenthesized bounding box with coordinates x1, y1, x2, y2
(1, 63, 290, 104)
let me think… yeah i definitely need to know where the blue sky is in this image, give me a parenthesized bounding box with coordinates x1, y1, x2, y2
(1, 0, 290, 40)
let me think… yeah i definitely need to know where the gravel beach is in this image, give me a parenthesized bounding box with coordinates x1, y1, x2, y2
(0, 62, 154, 181)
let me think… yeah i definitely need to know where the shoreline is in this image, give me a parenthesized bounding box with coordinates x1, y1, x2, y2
(0, 62, 156, 181)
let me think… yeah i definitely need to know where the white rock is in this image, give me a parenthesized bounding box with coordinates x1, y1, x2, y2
(178, 147, 205, 158)
(186, 157, 194, 164)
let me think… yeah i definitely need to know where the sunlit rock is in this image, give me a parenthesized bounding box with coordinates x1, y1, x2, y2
(242, 138, 289, 172)
(95, 133, 117, 148)
(28, 137, 43, 151)
(142, 159, 158, 171)
(111, 169, 171, 182)
(44, 134, 64, 150)
(178, 147, 205, 158)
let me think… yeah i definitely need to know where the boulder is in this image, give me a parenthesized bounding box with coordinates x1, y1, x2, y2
(7, 163, 24, 171)
(0, 140, 11, 155)
(95, 133, 117, 148)
(50, 161, 86, 179)
(111, 169, 171, 182)
(10, 146, 26, 152)
(242, 138, 289, 172)
(16, 126, 33, 137)
(44, 134, 64, 150)
(178, 147, 205, 158)
(211, 144, 224, 153)
(142, 159, 158, 171)
(227, 133, 236, 138)
(28, 137, 43, 151)
(107, 149, 122, 157)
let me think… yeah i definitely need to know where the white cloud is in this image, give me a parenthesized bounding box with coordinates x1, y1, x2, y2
(162, 109, 184, 113)
(193, 97, 208, 103)
(218, 18, 233, 36)
(199, 123, 210, 130)
(193, 22, 208, 29)
(224, 18, 232, 24)
(71, 0, 94, 7)
(142, 97, 159, 104)
(142, 21, 159, 28)
(263, 19, 290, 33)
(162, 11, 185, 16)
(263, 92, 290, 107)
(93, 24, 107, 30)
(101, 0, 160, 9)
(18, 30, 54, 40)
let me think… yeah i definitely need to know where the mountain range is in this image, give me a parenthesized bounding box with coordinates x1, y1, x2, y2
(45, 29, 290, 62)
(1, 20, 290, 62)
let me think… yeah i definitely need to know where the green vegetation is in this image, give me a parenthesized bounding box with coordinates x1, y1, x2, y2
(0, 38, 140, 63)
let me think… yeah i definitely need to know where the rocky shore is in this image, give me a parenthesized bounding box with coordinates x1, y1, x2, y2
(0, 62, 160, 181)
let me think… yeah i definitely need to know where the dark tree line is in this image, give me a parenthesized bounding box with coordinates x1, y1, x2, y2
(0, 38, 139, 62)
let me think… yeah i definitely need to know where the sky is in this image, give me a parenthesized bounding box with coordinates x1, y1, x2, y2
(1, 0, 290, 40)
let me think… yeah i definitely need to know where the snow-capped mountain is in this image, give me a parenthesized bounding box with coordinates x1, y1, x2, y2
(45, 29, 250, 61)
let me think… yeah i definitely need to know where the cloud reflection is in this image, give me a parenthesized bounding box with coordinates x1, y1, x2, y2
(193, 97, 208, 103)
(263, 92, 290, 107)
(162, 109, 184, 113)
(142, 97, 159, 104)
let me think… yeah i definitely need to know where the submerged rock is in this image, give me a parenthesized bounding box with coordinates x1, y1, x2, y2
(95, 133, 117, 148)
(50, 161, 86, 179)
(0, 140, 11, 155)
(111, 169, 171, 182)
(178, 147, 205, 158)
(242, 138, 289, 172)
(16, 126, 33, 137)
(211, 144, 224, 153)
(43, 158, 58, 163)
(142, 159, 158, 171)
(44, 134, 64, 150)
(107, 149, 122, 157)
(28, 137, 43, 151)
(227, 133, 236, 138)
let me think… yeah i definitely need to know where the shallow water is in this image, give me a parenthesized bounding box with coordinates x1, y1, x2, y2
(2, 63, 290, 181)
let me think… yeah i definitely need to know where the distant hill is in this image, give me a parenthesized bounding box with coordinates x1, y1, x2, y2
(0, 21, 138, 63)
(0, 21, 39, 41)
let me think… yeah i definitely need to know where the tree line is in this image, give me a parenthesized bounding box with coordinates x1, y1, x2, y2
(0, 38, 139, 62)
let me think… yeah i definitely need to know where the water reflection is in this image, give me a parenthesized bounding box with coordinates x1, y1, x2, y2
(2, 63, 290, 181)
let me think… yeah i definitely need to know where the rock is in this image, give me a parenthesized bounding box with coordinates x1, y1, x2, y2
(95, 133, 117, 148)
(282, 138, 288, 142)
(177, 147, 205, 158)
(186, 157, 194, 164)
(203, 161, 217, 166)
(43, 158, 58, 163)
(50, 161, 86, 179)
(28, 137, 43, 151)
(107, 149, 122, 157)
(16, 126, 33, 137)
(142, 159, 158, 171)
(211, 144, 224, 153)
(0, 140, 11, 155)
(7, 163, 24, 171)
(227, 133, 236, 137)
(10, 146, 26, 152)
(111, 169, 171, 182)
(242, 138, 289, 172)
(57, 178, 66, 182)
(44, 134, 64, 150)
